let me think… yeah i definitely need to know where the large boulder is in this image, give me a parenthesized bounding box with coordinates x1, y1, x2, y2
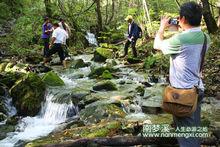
(101, 70, 113, 79)
(70, 59, 90, 69)
(9, 73, 46, 116)
(88, 66, 118, 79)
(92, 80, 117, 91)
(93, 47, 113, 62)
(42, 71, 65, 87)
(80, 104, 125, 125)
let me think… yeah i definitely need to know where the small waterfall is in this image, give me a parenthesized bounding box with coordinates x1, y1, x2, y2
(0, 77, 79, 147)
(85, 31, 98, 46)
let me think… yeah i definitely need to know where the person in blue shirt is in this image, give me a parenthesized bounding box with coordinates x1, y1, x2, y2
(121, 15, 139, 58)
(41, 17, 53, 57)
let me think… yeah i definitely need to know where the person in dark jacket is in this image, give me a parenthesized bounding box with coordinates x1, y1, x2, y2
(121, 15, 139, 58)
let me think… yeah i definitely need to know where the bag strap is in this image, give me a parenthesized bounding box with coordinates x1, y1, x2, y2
(200, 33, 207, 72)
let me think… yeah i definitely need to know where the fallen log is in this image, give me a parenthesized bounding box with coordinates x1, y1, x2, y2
(44, 136, 219, 147)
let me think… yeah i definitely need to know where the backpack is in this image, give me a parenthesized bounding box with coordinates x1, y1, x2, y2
(137, 25, 142, 38)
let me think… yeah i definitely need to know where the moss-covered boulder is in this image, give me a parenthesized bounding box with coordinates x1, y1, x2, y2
(93, 47, 113, 62)
(70, 59, 90, 69)
(101, 70, 113, 79)
(0, 72, 24, 88)
(9, 73, 46, 116)
(92, 80, 117, 91)
(89, 66, 118, 79)
(42, 71, 65, 87)
(80, 104, 125, 125)
(26, 121, 122, 147)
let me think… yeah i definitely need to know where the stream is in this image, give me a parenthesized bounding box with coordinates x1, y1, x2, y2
(0, 54, 160, 147)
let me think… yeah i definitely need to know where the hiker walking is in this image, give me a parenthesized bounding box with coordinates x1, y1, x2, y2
(59, 18, 71, 59)
(44, 23, 69, 68)
(121, 15, 142, 58)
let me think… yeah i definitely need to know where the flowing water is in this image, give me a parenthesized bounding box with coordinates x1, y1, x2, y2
(0, 54, 163, 146)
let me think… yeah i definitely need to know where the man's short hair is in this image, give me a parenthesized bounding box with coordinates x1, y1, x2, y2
(180, 2, 202, 26)
(53, 23, 59, 27)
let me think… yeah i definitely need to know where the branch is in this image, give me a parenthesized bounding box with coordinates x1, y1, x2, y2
(175, 0, 180, 8)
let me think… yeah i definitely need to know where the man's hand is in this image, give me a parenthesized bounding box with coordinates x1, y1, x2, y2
(159, 16, 171, 32)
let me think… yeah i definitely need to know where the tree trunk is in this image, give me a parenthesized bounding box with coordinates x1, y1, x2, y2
(201, 0, 218, 34)
(44, 0, 52, 17)
(94, 0, 103, 36)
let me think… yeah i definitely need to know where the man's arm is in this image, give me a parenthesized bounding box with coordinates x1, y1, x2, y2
(49, 37, 56, 48)
(154, 16, 170, 50)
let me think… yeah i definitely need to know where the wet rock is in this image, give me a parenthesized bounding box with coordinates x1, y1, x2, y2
(142, 84, 164, 114)
(9, 73, 46, 116)
(0, 85, 5, 96)
(6, 116, 19, 125)
(93, 47, 113, 62)
(0, 101, 7, 114)
(70, 59, 90, 69)
(101, 70, 113, 79)
(119, 80, 126, 85)
(0, 112, 7, 121)
(0, 124, 15, 140)
(127, 57, 142, 64)
(42, 71, 65, 86)
(89, 66, 118, 79)
(106, 59, 118, 67)
(92, 80, 117, 91)
(80, 104, 125, 125)
(135, 85, 145, 96)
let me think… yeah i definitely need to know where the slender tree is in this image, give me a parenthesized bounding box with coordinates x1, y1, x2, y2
(44, 0, 52, 17)
(94, 0, 103, 36)
(201, 0, 218, 33)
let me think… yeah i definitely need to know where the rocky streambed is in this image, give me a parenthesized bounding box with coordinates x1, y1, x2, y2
(0, 53, 219, 147)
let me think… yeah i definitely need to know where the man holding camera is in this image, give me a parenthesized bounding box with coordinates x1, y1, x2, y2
(154, 2, 211, 147)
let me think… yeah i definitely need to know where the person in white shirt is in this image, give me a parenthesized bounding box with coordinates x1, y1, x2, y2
(43, 23, 68, 68)
(58, 18, 71, 60)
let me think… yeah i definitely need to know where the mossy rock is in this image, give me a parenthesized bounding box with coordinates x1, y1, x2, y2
(0, 124, 15, 140)
(0, 112, 7, 122)
(0, 101, 7, 114)
(93, 47, 113, 62)
(26, 121, 121, 147)
(127, 57, 142, 64)
(0, 62, 7, 72)
(101, 70, 113, 79)
(70, 59, 89, 69)
(135, 85, 145, 96)
(42, 71, 65, 87)
(80, 104, 125, 125)
(0, 72, 24, 88)
(89, 66, 119, 79)
(92, 80, 117, 91)
(9, 73, 46, 116)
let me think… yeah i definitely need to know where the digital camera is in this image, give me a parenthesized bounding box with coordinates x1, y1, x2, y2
(169, 18, 179, 25)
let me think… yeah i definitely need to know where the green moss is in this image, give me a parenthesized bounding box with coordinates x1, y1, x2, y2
(26, 121, 121, 147)
(42, 71, 65, 87)
(93, 47, 113, 62)
(89, 66, 118, 79)
(0, 62, 7, 72)
(101, 70, 113, 79)
(92, 80, 117, 91)
(9, 73, 46, 116)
